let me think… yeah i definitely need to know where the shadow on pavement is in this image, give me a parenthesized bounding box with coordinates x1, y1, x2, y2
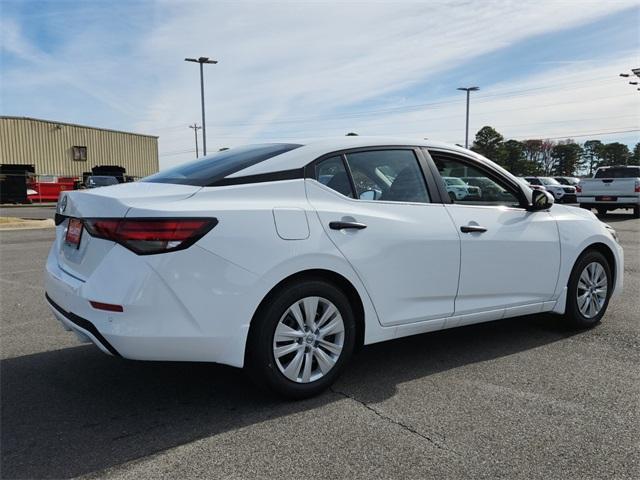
(1, 313, 577, 479)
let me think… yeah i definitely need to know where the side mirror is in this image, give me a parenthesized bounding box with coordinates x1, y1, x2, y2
(529, 189, 554, 211)
(359, 190, 376, 200)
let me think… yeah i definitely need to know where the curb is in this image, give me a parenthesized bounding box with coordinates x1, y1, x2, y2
(0, 203, 57, 208)
(0, 219, 55, 231)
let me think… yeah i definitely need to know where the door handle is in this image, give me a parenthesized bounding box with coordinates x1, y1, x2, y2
(329, 221, 367, 230)
(460, 225, 487, 233)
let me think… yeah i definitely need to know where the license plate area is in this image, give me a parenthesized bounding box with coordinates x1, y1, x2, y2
(65, 218, 84, 248)
(596, 196, 617, 202)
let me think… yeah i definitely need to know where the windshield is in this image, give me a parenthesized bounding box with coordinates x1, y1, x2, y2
(444, 177, 466, 186)
(539, 177, 560, 185)
(142, 143, 303, 186)
(595, 167, 640, 178)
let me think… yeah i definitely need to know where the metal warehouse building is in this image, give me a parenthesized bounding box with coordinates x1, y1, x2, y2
(0, 116, 159, 178)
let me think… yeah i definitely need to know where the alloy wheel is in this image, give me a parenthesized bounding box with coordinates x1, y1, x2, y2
(272, 296, 345, 383)
(577, 262, 608, 319)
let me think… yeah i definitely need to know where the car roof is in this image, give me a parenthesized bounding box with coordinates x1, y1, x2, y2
(227, 136, 479, 177)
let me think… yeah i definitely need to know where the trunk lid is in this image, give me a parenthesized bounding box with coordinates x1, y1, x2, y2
(56, 183, 201, 281)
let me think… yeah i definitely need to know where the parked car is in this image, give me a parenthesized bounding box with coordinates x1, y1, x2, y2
(554, 176, 580, 186)
(84, 175, 119, 189)
(442, 176, 480, 200)
(46, 138, 623, 398)
(577, 165, 640, 218)
(524, 176, 577, 203)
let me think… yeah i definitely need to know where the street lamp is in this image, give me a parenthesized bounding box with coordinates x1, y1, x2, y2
(185, 56, 218, 156)
(457, 86, 479, 149)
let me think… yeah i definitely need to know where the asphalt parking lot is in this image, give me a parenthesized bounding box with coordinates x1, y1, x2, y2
(1, 210, 638, 479)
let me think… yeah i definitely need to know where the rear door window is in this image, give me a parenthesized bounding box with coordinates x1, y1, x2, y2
(142, 143, 302, 186)
(344, 150, 430, 203)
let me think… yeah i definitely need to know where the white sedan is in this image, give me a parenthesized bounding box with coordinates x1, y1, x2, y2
(46, 137, 623, 398)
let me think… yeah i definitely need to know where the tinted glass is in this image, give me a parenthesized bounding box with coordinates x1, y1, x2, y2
(432, 153, 521, 207)
(345, 150, 430, 203)
(315, 156, 354, 198)
(142, 143, 302, 186)
(594, 167, 640, 178)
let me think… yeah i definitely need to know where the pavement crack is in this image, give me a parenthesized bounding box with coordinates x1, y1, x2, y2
(329, 386, 460, 456)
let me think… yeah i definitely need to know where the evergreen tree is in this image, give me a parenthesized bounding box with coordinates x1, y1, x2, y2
(551, 141, 582, 176)
(582, 140, 604, 176)
(471, 126, 504, 161)
(601, 142, 631, 166)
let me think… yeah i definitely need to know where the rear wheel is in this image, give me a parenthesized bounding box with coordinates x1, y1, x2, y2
(564, 250, 612, 329)
(633, 206, 640, 218)
(596, 207, 607, 216)
(246, 279, 356, 399)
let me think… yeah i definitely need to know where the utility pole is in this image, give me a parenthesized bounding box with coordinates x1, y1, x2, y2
(185, 56, 218, 155)
(189, 124, 202, 158)
(457, 86, 479, 148)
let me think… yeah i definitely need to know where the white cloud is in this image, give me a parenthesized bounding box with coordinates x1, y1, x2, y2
(1, 0, 638, 169)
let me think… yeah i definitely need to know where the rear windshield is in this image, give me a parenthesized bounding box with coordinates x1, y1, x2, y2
(594, 167, 640, 178)
(142, 143, 303, 186)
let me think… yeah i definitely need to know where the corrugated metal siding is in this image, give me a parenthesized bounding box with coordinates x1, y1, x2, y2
(0, 117, 159, 177)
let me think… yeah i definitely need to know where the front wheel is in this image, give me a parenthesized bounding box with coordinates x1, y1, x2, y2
(564, 250, 612, 329)
(596, 207, 607, 216)
(246, 279, 356, 399)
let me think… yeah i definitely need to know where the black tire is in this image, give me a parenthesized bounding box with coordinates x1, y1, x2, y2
(448, 191, 456, 202)
(633, 206, 640, 218)
(564, 249, 612, 329)
(596, 207, 607, 216)
(245, 279, 356, 399)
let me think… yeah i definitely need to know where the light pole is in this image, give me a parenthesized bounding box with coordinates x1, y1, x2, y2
(189, 123, 202, 158)
(185, 56, 218, 155)
(457, 86, 479, 148)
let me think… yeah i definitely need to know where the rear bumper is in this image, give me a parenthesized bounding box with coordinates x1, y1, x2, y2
(46, 293, 121, 356)
(578, 195, 640, 208)
(44, 240, 262, 367)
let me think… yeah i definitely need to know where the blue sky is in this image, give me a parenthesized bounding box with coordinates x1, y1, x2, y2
(1, 0, 639, 168)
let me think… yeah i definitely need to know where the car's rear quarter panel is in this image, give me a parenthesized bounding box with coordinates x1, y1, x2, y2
(122, 179, 383, 363)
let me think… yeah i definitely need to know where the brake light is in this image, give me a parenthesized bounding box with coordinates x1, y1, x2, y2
(576, 185, 582, 193)
(83, 218, 217, 255)
(635, 181, 640, 193)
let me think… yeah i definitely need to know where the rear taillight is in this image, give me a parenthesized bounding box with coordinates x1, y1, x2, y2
(576, 185, 582, 193)
(83, 218, 217, 255)
(635, 181, 640, 193)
